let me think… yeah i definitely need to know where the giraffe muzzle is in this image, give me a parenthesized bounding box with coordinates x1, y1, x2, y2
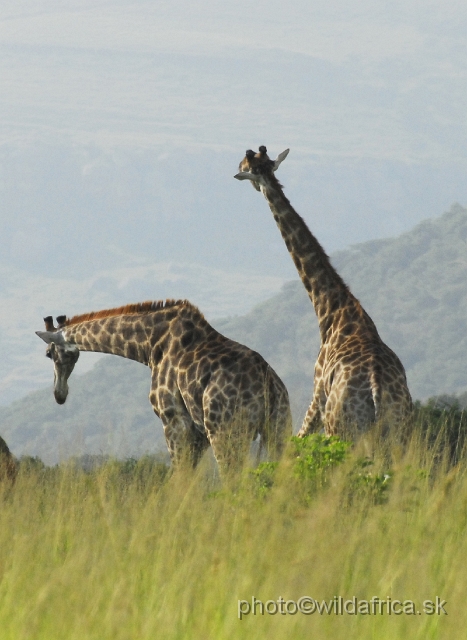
(54, 389, 68, 405)
(53, 372, 70, 404)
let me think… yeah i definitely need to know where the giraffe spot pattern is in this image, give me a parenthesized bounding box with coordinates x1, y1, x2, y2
(238, 146, 412, 438)
(53, 300, 292, 472)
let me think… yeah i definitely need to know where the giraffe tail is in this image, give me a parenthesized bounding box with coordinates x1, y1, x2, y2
(370, 367, 383, 422)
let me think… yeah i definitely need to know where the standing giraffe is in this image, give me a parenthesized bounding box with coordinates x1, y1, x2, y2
(36, 299, 291, 471)
(235, 146, 412, 437)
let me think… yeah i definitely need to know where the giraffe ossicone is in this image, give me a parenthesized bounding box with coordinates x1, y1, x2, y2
(36, 299, 292, 472)
(236, 146, 412, 438)
(234, 147, 289, 187)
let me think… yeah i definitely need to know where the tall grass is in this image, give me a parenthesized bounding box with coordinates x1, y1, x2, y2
(0, 418, 466, 639)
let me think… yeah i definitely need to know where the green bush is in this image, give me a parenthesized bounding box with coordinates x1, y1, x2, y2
(291, 433, 351, 482)
(346, 457, 392, 506)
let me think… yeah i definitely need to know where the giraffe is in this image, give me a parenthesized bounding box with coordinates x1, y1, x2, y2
(0, 435, 17, 482)
(36, 299, 291, 472)
(235, 146, 412, 438)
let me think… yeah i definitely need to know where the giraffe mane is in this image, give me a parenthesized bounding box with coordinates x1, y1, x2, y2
(65, 299, 201, 326)
(263, 170, 284, 190)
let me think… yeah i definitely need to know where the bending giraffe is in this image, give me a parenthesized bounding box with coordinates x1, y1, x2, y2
(36, 300, 291, 471)
(235, 146, 412, 437)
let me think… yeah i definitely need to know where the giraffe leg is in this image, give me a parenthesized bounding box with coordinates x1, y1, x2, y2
(297, 380, 325, 437)
(160, 413, 209, 468)
(203, 406, 255, 478)
(260, 380, 292, 459)
(206, 424, 252, 477)
(259, 417, 289, 461)
(325, 378, 375, 438)
(150, 384, 209, 468)
(186, 426, 210, 468)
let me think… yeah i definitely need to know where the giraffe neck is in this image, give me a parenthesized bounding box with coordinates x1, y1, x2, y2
(62, 315, 155, 365)
(61, 302, 215, 368)
(260, 174, 364, 341)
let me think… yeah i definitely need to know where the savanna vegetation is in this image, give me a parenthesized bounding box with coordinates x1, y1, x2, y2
(1, 402, 466, 639)
(1, 208, 467, 636)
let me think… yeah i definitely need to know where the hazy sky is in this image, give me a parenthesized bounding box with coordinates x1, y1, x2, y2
(0, 0, 466, 403)
(1, 1, 466, 159)
(1, 1, 465, 254)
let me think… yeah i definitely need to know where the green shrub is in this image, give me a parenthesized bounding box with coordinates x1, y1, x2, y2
(291, 433, 351, 481)
(346, 457, 392, 506)
(249, 461, 279, 497)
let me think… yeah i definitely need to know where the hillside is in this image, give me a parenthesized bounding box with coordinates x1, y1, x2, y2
(1, 204, 467, 462)
(0, 258, 286, 406)
(218, 203, 467, 402)
(0, 357, 162, 464)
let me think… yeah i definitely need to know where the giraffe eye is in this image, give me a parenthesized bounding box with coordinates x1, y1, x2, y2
(45, 343, 56, 359)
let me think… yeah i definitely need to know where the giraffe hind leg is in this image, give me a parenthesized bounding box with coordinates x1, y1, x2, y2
(260, 402, 292, 460)
(258, 374, 292, 460)
(161, 418, 210, 469)
(186, 426, 210, 468)
(151, 385, 209, 469)
(205, 413, 256, 478)
(297, 382, 325, 437)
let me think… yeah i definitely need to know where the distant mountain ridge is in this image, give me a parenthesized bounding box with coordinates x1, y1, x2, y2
(2, 204, 467, 463)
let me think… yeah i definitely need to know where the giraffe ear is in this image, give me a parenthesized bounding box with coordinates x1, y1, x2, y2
(273, 148, 289, 171)
(234, 171, 261, 191)
(36, 330, 65, 345)
(234, 171, 260, 182)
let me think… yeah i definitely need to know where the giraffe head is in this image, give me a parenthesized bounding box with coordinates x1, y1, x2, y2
(234, 146, 289, 190)
(36, 316, 80, 404)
